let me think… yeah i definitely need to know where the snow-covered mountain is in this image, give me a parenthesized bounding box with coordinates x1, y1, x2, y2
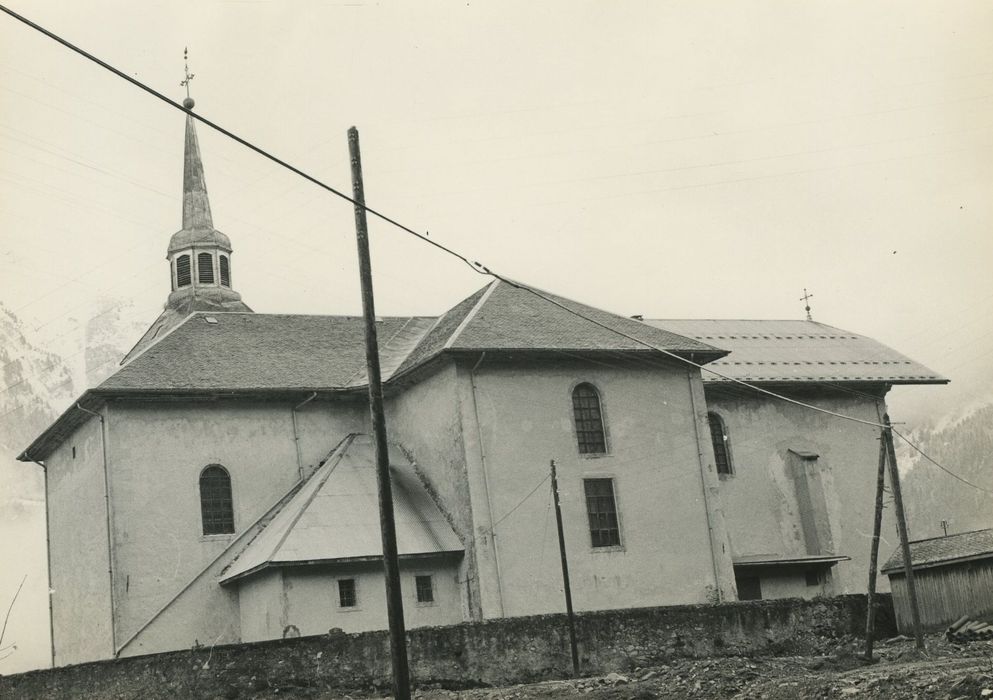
(0, 299, 149, 673)
(899, 399, 993, 539)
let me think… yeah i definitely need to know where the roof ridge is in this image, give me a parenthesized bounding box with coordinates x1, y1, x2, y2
(115, 311, 197, 370)
(263, 434, 357, 564)
(443, 280, 498, 350)
(909, 527, 993, 545)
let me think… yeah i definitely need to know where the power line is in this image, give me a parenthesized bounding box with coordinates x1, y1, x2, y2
(1, 4, 985, 496)
(892, 427, 993, 495)
(0, 3, 489, 279)
(486, 473, 551, 535)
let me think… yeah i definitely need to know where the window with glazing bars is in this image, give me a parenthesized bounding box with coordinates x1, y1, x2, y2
(584, 478, 620, 547)
(572, 383, 607, 454)
(198, 252, 215, 284)
(176, 254, 192, 288)
(415, 575, 434, 603)
(708, 412, 733, 476)
(219, 255, 230, 287)
(338, 578, 357, 607)
(199, 465, 234, 535)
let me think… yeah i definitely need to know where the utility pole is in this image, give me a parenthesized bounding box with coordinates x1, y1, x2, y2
(863, 433, 887, 660)
(549, 459, 580, 676)
(882, 413, 926, 652)
(348, 126, 411, 700)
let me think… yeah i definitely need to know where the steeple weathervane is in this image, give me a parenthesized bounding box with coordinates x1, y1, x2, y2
(181, 47, 195, 109)
(800, 288, 814, 321)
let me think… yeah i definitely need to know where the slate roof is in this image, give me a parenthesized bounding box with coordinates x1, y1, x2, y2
(391, 280, 725, 377)
(100, 314, 433, 392)
(219, 434, 463, 584)
(102, 280, 723, 394)
(881, 529, 993, 574)
(645, 319, 946, 385)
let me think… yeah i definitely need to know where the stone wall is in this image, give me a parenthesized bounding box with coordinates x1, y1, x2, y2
(0, 595, 893, 699)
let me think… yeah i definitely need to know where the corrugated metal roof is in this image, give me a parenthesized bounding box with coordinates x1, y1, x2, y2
(220, 434, 463, 584)
(881, 529, 993, 574)
(645, 319, 946, 385)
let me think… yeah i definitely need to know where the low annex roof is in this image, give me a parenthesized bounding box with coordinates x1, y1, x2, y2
(219, 434, 463, 584)
(645, 319, 946, 385)
(881, 529, 993, 575)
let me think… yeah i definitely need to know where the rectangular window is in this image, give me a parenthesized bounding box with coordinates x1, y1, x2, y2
(805, 569, 822, 587)
(584, 478, 621, 547)
(338, 578, 356, 608)
(736, 575, 762, 600)
(415, 575, 434, 603)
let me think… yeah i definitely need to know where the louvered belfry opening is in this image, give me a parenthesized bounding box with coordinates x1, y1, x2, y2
(176, 254, 192, 287)
(199, 465, 235, 535)
(197, 252, 215, 284)
(219, 255, 230, 287)
(572, 382, 607, 454)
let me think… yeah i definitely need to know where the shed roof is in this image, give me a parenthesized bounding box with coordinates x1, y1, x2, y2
(881, 529, 993, 574)
(220, 434, 463, 584)
(645, 319, 946, 385)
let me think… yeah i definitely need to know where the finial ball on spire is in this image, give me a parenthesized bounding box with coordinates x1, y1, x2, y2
(183, 97, 195, 110)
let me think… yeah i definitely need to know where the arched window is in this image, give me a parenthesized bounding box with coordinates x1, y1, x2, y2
(199, 465, 234, 535)
(176, 254, 192, 288)
(572, 383, 607, 454)
(198, 252, 215, 284)
(219, 255, 230, 287)
(708, 412, 733, 476)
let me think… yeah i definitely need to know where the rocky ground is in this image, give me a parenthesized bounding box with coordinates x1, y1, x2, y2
(321, 635, 993, 700)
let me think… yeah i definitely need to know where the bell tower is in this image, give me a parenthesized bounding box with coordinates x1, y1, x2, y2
(120, 61, 251, 365)
(164, 96, 250, 314)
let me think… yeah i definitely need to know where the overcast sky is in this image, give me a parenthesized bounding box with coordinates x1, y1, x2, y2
(1, 0, 991, 672)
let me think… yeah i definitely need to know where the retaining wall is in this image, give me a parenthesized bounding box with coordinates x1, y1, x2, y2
(0, 594, 893, 699)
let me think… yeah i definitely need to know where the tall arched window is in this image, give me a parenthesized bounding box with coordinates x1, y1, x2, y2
(199, 465, 234, 535)
(572, 383, 607, 454)
(708, 412, 734, 476)
(176, 254, 192, 288)
(219, 255, 230, 287)
(198, 252, 215, 284)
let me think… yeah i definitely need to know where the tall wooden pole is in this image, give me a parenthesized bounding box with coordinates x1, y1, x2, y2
(348, 126, 411, 699)
(549, 460, 580, 676)
(863, 432, 888, 660)
(882, 413, 926, 651)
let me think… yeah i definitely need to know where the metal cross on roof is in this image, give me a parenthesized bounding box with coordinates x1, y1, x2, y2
(800, 288, 814, 321)
(181, 47, 195, 99)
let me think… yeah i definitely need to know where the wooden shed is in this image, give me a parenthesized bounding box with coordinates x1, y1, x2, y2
(881, 529, 993, 633)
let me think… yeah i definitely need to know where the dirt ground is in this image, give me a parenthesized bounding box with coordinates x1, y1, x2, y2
(387, 635, 993, 700)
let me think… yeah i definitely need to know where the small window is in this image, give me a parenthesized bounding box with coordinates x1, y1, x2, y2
(805, 569, 822, 587)
(199, 465, 234, 535)
(176, 254, 192, 287)
(572, 383, 607, 454)
(219, 255, 230, 287)
(584, 478, 621, 547)
(415, 575, 434, 603)
(338, 578, 357, 608)
(708, 412, 733, 476)
(198, 252, 215, 284)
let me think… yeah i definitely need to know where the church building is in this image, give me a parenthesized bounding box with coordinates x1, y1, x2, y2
(19, 102, 947, 666)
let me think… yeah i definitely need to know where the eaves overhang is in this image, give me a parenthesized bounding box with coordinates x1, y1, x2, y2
(17, 386, 369, 463)
(219, 550, 463, 586)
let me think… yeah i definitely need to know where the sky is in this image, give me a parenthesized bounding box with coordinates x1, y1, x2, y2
(0, 0, 991, 672)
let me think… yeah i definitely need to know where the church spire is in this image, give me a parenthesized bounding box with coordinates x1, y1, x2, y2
(179, 49, 212, 231)
(162, 49, 251, 315)
(182, 108, 214, 231)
